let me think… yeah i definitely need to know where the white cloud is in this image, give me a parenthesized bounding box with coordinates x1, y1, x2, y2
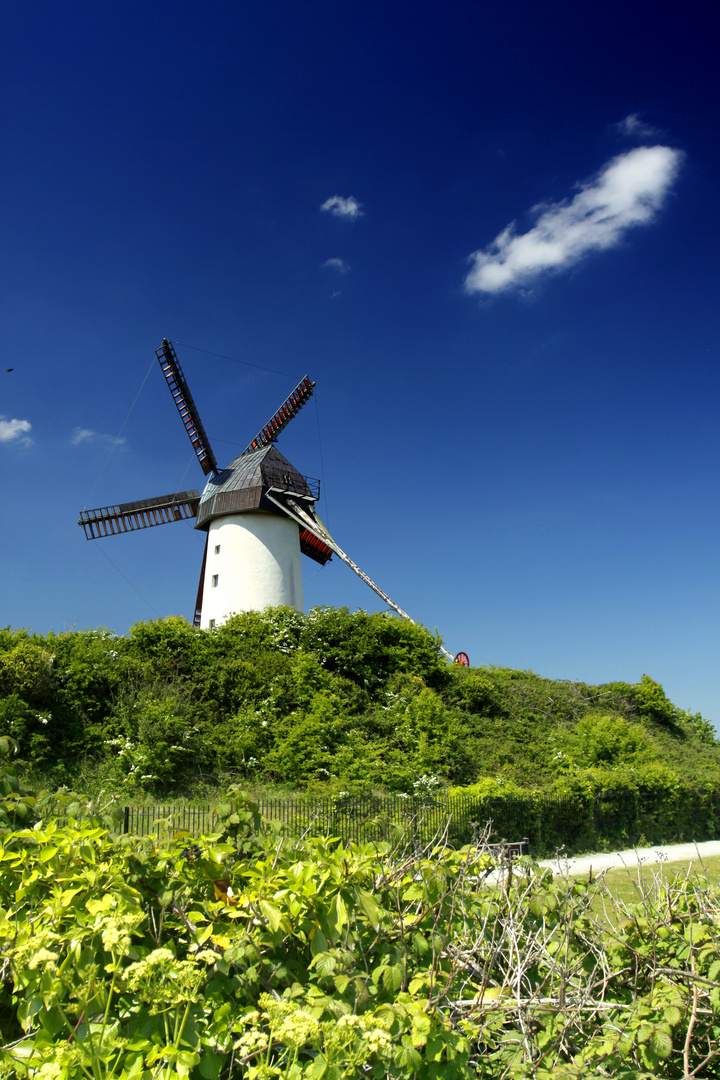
(0, 417, 32, 447)
(322, 257, 351, 274)
(71, 428, 96, 445)
(71, 427, 126, 448)
(616, 113, 661, 139)
(320, 195, 363, 219)
(464, 145, 683, 296)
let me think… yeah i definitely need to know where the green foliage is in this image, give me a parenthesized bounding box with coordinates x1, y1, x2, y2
(448, 777, 533, 800)
(0, 735, 37, 831)
(632, 672, 681, 726)
(558, 712, 658, 769)
(3, 806, 720, 1078)
(1, 611, 718, 811)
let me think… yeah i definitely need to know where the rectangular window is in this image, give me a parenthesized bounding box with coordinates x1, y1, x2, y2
(214, 545, 220, 555)
(209, 619, 215, 629)
(211, 574, 218, 588)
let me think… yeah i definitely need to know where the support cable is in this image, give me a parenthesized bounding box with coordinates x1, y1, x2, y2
(174, 341, 294, 379)
(90, 540, 162, 618)
(266, 492, 455, 661)
(83, 355, 156, 510)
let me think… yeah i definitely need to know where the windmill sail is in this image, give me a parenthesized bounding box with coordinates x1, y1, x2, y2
(79, 343, 451, 654)
(265, 491, 455, 661)
(79, 491, 200, 539)
(241, 376, 315, 456)
(299, 527, 333, 564)
(156, 339, 219, 476)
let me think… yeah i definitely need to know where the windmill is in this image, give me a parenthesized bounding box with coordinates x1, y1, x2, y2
(79, 340, 454, 658)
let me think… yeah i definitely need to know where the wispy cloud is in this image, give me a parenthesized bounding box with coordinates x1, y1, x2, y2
(0, 417, 32, 447)
(320, 195, 363, 219)
(616, 113, 661, 139)
(322, 257, 351, 274)
(464, 145, 683, 296)
(71, 427, 126, 448)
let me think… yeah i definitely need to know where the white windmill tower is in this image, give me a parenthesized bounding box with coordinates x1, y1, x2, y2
(79, 340, 454, 657)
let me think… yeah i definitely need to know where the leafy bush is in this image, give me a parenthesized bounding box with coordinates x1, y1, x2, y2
(0, 735, 36, 831)
(1, 611, 718, 806)
(3, 804, 720, 1077)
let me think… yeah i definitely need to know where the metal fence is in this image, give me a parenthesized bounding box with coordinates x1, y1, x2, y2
(123, 795, 457, 846)
(121, 787, 720, 856)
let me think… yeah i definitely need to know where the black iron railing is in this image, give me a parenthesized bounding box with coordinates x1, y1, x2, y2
(119, 788, 719, 857)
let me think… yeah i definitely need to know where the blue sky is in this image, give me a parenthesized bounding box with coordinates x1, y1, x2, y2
(2, 2, 719, 722)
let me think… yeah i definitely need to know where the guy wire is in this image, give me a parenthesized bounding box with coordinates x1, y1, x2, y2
(83, 355, 156, 509)
(174, 341, 293, 378)
(91, 541, 162, 618)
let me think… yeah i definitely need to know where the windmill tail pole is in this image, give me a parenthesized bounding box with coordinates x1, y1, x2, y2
(267, 492, 455, 662)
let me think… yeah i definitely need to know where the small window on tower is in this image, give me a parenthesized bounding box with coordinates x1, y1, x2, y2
(211, 574, 219, 588)
(209, 619, 215, 629)
(214, 545, 220, 555)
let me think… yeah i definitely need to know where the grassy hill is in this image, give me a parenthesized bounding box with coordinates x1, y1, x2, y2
(1, 607, 717, 800)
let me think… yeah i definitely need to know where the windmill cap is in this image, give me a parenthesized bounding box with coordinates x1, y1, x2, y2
(195, 444, 319, 530)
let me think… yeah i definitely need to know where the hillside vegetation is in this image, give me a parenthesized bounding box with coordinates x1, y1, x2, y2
(1, 607, 717, 801)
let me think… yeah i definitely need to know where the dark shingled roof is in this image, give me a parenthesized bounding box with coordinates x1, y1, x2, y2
(194, 445, 317, 530)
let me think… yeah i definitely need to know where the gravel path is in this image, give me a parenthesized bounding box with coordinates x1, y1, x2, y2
(538, 839, 720, 877)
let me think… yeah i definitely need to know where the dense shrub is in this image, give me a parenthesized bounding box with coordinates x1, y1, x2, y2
(0, 610, 718, 803)
(2, 792, 720, 1078)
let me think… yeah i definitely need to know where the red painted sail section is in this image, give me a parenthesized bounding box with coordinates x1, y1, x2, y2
(242, 376, 315, 455)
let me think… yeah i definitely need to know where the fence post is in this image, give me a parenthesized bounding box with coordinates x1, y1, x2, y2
(123, 806, 130, 834)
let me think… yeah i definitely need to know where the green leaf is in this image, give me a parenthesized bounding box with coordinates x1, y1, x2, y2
(38, 1005, 66, 1035)
(396, 1043, 423, 1072)
(79, 844, 96, 863)
(413, 1013, 432, 1034)
(306, 1053, 329, 1079)
(199, 1049, 224, 1079)
(177, 1049, 201, 1076)
(60, 886, 85, 905)
(311, 952, 337, 977)
(412, 933, 429, 957)
(187, 910, 209, 924)
(310, 928, 328, 957)
(86, 894, 114, 915)
(650, 1028, 672, 1060)
(383, 964, 404, 992)
(639, 1044, 660, 1072)
(372, 964, 388, 987)
(326, 892, 348, 939)
(259, 899, 283, 932)
(124, 1053, 145, 1079)
(663, 1005, 682, 1026)
(353, 887, 380, 929)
